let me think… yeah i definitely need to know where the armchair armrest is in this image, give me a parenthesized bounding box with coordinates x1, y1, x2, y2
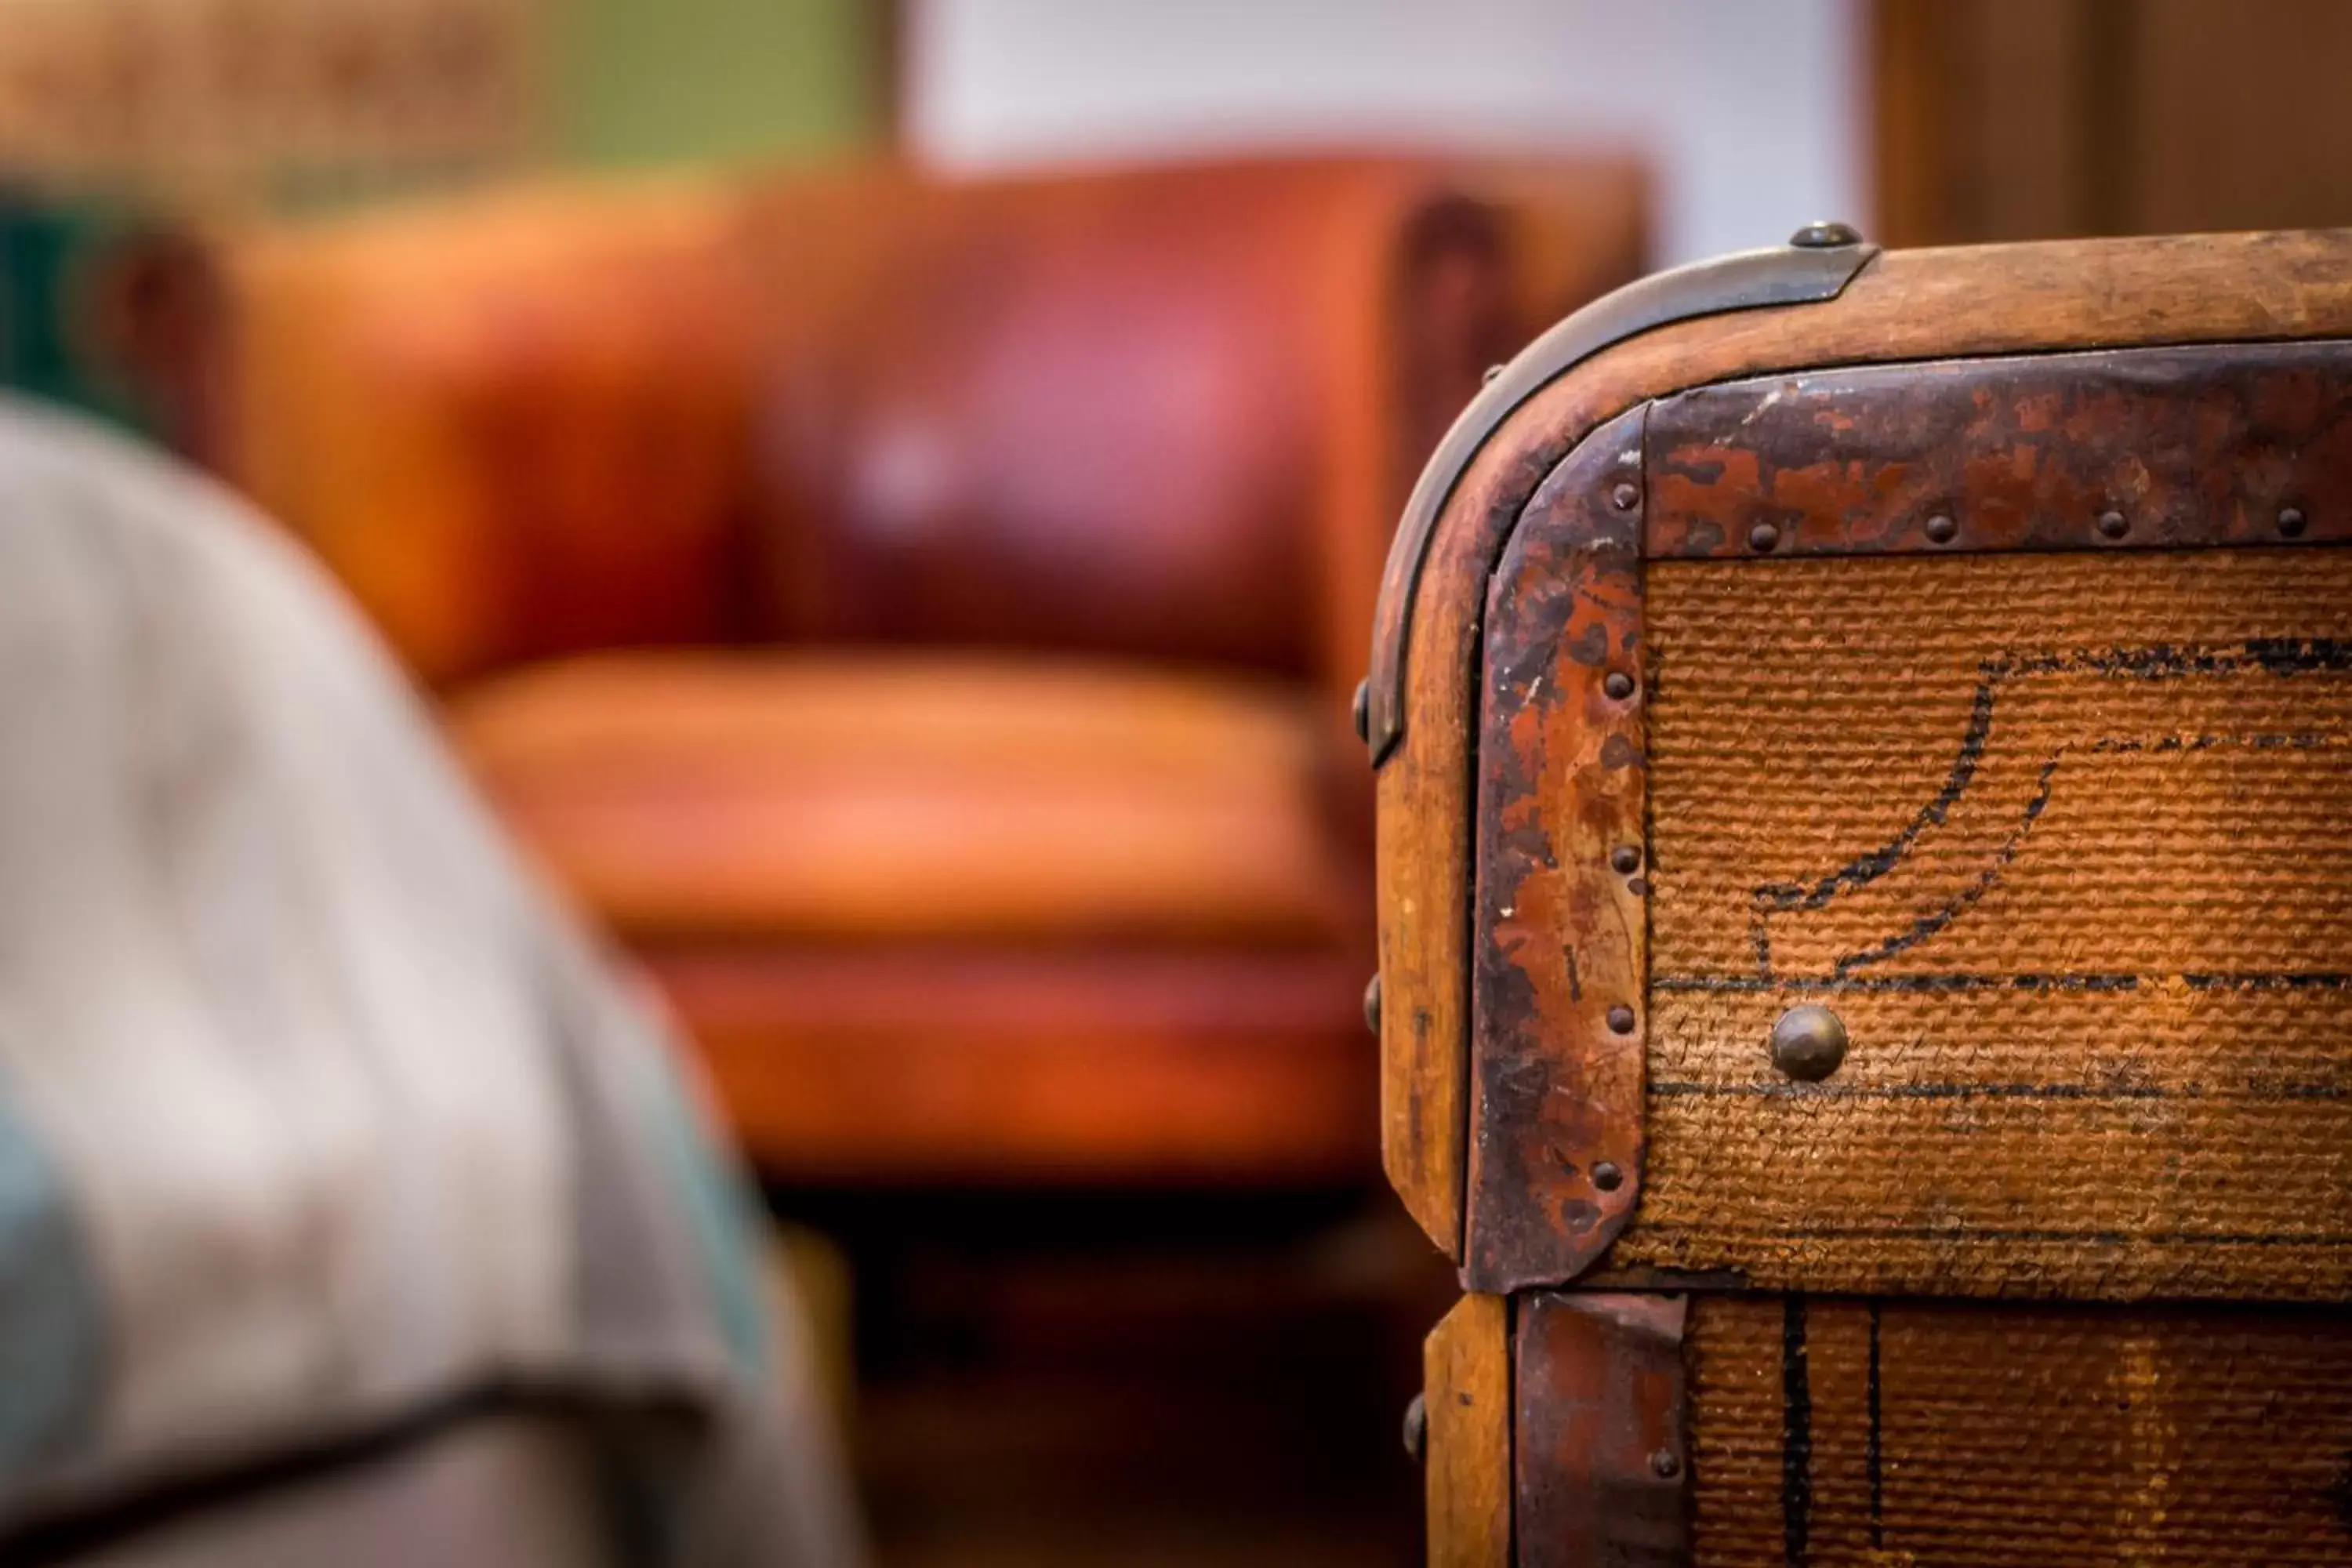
(219, 179, 764, 685)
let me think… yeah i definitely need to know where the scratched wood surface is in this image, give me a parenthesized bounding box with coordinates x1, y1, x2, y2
(1616, 547, 2352, 1298)
(1376, 230, 2352, 1261)
(1682, 1294, 2352, 1566)
(1424, 1294, 1512, 1568)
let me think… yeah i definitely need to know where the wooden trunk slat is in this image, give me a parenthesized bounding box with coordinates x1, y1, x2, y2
(1425, 1293, 1513, 1568)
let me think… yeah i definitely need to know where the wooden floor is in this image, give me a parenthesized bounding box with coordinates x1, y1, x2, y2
(789, 1192, 1453, 1567)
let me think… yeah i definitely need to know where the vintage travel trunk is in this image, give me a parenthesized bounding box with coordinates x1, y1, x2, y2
(1366, 226, 2352, 1565)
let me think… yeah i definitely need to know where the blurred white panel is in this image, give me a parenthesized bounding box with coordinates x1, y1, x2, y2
(903, 0, 1864, 266)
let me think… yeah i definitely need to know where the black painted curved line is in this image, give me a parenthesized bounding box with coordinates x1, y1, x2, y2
(1747, 639, 2352, 970)
(1829, 756, 2059, 975)
(1755, 668, 2002, 916)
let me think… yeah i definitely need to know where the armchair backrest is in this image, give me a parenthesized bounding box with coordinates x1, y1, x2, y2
(219, 158, 1646, 692)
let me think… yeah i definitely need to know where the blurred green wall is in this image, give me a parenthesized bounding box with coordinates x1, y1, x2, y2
(559, 0, 885, 168)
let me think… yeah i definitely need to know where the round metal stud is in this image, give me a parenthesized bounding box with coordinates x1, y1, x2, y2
(2096, 509, 2129, 539)
(1403, 1394, 1428, 1462)
(1606, 1004, 1637, 1035)
(2280, 506, 2309, 539)
(1610, 481, 1641, 512)
(1350, 677, 1371, 744)
(1749, 521, 1781, 552)
(1603, 671, 1636, 701)
(1592, 1160, 1624, 1192)
(1770, 1004, 1849, 1082)
(1650, 1450, 1682, 1479)
(1789, 220, 1864, 249)
(1610, 845, 1642, 875)
(1924, 512, 1958, 545)
(1363, 974, 1382, 1036)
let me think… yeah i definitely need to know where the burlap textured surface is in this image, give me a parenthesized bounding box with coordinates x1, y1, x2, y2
(1686, 1295, 2352, 1566)
(1626, 549, 2352, 1298)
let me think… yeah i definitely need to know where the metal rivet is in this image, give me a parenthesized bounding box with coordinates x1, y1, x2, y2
(1650, 1450, 1682, 1479)
(1482, 363, 1505, 385)
(2097, 509, 2129, 539)
(1770, 1004, 1849, 1082)
(1363, 974, 1382, 1036)
(1592, 1160, 1624, 1192)
(1603, 671, 1635, 701)
(1606, 1004, 1637, 1035)
(1610, 845, 1642, 875)
(1350, 677, 1370, 744)
(2280, 506, 2309, 538)
(1610, 481, 1641, 512)
(1403, 1393, 1428, 1463)
(1924, 512, 1958, 544)
(1788, 220, 1864, 249)
(1749, 521, 1781, 552)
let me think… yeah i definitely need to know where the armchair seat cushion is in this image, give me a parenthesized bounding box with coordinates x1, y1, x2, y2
(451, 654, 1364, 948)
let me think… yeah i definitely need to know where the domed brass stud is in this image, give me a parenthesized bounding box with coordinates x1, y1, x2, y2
(1770, 1004, 1849, 1081)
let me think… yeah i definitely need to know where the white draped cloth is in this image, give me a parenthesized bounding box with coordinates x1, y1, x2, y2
(0, 397, 860, 1566)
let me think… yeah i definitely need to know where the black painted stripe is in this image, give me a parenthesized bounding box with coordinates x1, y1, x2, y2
(1865, 1301, 1886, 1552)
(1650, 1080, 2345, 1102)
(1629, 1222, 2352, 1247)
(1653, 970, 2352, 993)
(1781, 1295, 1812, 1568)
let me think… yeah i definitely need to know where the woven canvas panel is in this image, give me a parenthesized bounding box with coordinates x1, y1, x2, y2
(1686, 1295, 2352, 1566)
(1627, 548, 2352, 1297)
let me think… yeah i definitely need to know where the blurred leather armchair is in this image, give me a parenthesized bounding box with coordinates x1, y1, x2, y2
(215, 157, 1646, 1186)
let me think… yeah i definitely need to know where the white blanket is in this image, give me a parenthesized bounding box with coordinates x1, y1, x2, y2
(0, 397, 859, 1566)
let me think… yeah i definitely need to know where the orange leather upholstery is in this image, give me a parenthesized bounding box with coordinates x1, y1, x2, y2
(652, 949, 1376, 1183)
(226, 180, 767, 684)
(454, 655, 1363, 947)
(757, 165, 1410, 676)
(215, 158, 1647, 1184)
